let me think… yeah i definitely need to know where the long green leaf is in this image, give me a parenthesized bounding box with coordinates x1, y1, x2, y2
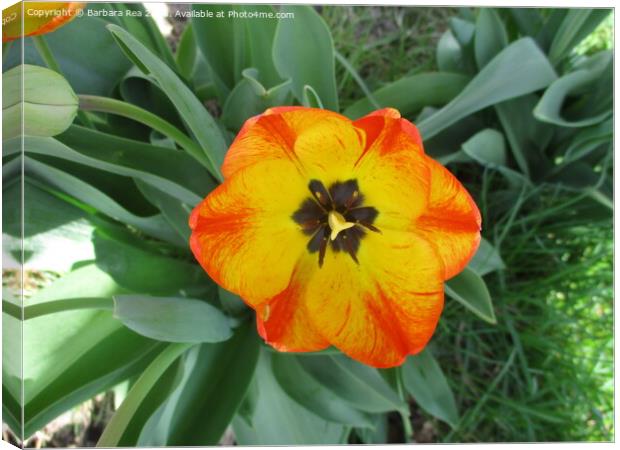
(190, 4, 240, 95)
(23, 157, 181, 245)
(107, 24, 227, 180)
(418, 38, 557, 139)
(402, 349, 459, 428)
(474, 8, 508, 68)
(96, 342, 193, 447)
(13, 131, 207, 205)
(272, 5, 339, 111)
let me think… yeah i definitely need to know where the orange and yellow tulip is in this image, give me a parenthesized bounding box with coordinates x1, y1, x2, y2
(189, 107, 481, 368)
(2, 2, 85, 42)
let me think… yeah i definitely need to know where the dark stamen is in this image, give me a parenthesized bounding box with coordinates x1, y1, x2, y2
(292, 178, 380, 267)
(308, 179, 333, 210)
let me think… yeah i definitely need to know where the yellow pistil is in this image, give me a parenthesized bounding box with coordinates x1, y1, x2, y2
(328, 211, 356, 241)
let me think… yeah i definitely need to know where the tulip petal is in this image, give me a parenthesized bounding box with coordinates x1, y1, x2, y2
(272, 230, 445, 368)
(189, 159, 309, 306)
(255, 263, 330, 352)
(293, 115, 366, 181)
(415, 157, 482, 280)
(222, 107, 345, 178)
(353, 114, 430, 231)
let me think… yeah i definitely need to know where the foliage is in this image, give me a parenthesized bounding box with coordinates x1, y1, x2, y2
(2, 4, 612, 444)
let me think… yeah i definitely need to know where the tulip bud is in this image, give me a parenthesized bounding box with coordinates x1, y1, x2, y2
(3, 64, 78, 140)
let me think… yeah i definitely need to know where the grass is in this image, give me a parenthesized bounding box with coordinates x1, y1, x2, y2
(322, 5, 456, 110)
(324, 5, 614, 443)
(436, 184, 613, 442)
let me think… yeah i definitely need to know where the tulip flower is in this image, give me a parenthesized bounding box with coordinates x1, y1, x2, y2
(2, 2, 85, 42)
(190, 107, 481, 368)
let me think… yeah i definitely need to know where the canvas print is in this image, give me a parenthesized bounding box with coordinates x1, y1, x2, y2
(1, 1, 613, 446)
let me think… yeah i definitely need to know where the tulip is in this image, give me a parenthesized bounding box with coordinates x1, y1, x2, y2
(2, 2, 85, 42)
(190, 107, 481, 368)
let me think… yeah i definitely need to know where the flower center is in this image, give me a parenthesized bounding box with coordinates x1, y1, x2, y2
(292, 179, 380, 267)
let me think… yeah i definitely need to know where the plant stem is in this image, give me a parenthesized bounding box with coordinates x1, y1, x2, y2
(32, 35, 60, 72)
(78, 94, 214, 173)
(395, 367, 414, 442)
(32, 35, 95, 129)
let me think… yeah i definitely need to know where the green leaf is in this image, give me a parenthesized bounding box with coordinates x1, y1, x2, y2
(97, 342, 193, 447)
(92, 228, 210, 296)
(273, 5, 339, 111)
(190, 4, 240, 95)
(113, 295, 232, 344)
(163, 321, 260, 445)
(44, 126, 209, 204)
(562, 118, 612, 164)
(534, 51, 612, 128)
(436, 30, 466, 73)
(175, 22, 198, 80)
(297, 354, 406, 414)
(459, 129, 530, 189)
(233, 349, 347, 445)
(107, 24, 227, 181)
(509, 8, 544, 37)
(461, 128, 507, 166)
(271, 354, 374, 428)
(23, 157, 181, 245)
(110, 3, 177, 71)
(3, 64, 78, 140)
(240, 5, 282, 88)
(535, 9, 569, 53)
(445, 267, 496, 324)
(344, 72, 470, 119)
(495, 94, 554, 178)
(115, 355, 185, 446)
(402, 349, 459, 428)
(450, 16, 475, 47)
(548, 9, 611, 65)
(474, 8, 508, 69)
(468, 238, 505, 276)
(116, 67, 185, 134)
(418, 38, 557, 140)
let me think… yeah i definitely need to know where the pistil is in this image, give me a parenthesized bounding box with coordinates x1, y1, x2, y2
(327, 211, 356, 241)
